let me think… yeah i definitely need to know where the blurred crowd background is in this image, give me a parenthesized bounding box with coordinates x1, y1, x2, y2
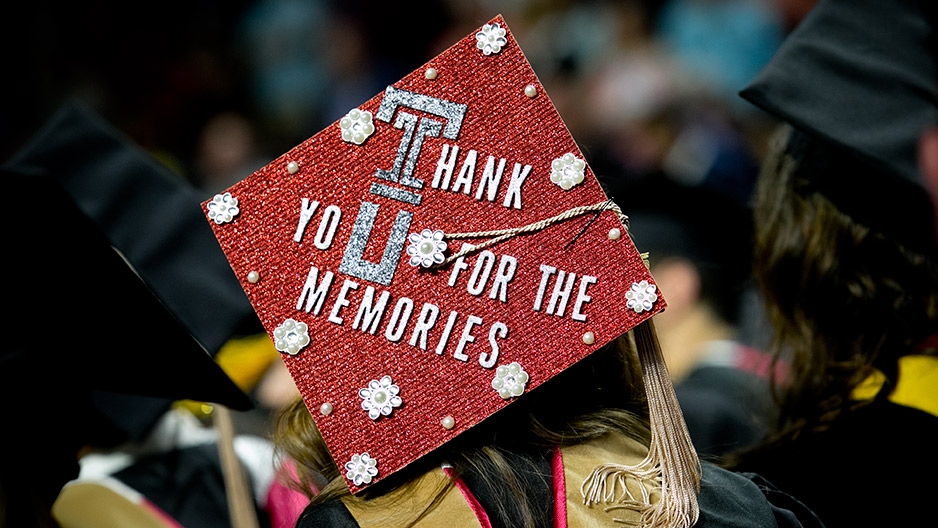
(2, 0, 813, 430)
(3, 0, 812, 197)
(0, 0, 818, 402)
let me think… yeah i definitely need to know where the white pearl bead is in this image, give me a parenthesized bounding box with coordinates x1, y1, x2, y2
(247, 271, 260, 284)
(608, 228, 621, 240)
(320, 403, 334, 416)
(524, 84, 537, 98)
(441, 416, 455, 430)
(287, 161, 299, 174)
(425, 68, 438, 80)
(582, 332, 596, 345)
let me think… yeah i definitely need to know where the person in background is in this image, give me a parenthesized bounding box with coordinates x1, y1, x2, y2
(723, 0, 938, 526)
(592, 54, 779, 459)
(192, 110, 271, 196)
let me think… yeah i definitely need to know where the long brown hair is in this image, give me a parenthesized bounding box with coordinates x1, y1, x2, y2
(745, 125, 938, 443)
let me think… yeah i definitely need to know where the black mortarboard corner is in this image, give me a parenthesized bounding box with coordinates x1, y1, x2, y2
(3, 100, 263, 436)
(739, 0, 938, 254)
(0, 101, 256, 509)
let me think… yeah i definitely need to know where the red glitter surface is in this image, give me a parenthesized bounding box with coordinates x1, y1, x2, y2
(205, 14, 664, 493)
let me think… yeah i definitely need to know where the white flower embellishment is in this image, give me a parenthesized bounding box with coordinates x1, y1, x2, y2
(407, 229, 447, 268)
(492, 362, 529, 400)
(476, 22, 507, 55)
(626, 280, 658, 313)
(345, 453, 378, 486)
(359, 375, 403, 420)
(550, 153, 586, 190)
(206, 192, 240, 224)
(273, 318, 310, 355)
(339, 108, 375, 145)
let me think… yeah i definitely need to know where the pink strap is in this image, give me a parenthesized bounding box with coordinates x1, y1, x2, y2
(552, 446, 567, 528)
(442, 466, 493, 528)
(141, 499, 185, 528)
(441, 450, 567, 528)
(266, 460, 315, 528)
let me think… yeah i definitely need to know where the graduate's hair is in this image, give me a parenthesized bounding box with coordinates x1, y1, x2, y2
(274, 333, 652, 528)
(741, 124, 938, 445)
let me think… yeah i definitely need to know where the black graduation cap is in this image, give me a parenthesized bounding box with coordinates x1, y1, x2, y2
(739, 0, 938, 254)
(0, 101, 258, 507)
(1, 100, 264, 439)
(10, 100, 264, 358)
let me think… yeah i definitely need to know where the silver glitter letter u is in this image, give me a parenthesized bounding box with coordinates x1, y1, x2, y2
(339, 201, 413, 286)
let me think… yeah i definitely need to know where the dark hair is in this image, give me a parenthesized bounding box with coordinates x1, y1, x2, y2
(745, 124, 938, 440)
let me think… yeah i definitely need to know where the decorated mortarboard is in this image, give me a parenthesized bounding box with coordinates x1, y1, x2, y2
(739, 0, 938, 254)
(205, 15, 699, 511)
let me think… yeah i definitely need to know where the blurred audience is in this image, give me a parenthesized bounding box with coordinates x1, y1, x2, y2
(655, 0, 785, 117)
(193, 110, 269, 195)
(234, 0, 333, 153)
(3, 0, 792, 199)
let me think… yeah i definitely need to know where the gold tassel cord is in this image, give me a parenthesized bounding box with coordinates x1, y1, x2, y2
(635, 319, 701, 527)
(581, 320, 702, 527)
(581, 462, 660, 525)
(436, 200, 628, 267)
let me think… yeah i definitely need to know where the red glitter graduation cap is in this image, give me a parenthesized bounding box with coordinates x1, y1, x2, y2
(205, 15, 672, 494)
